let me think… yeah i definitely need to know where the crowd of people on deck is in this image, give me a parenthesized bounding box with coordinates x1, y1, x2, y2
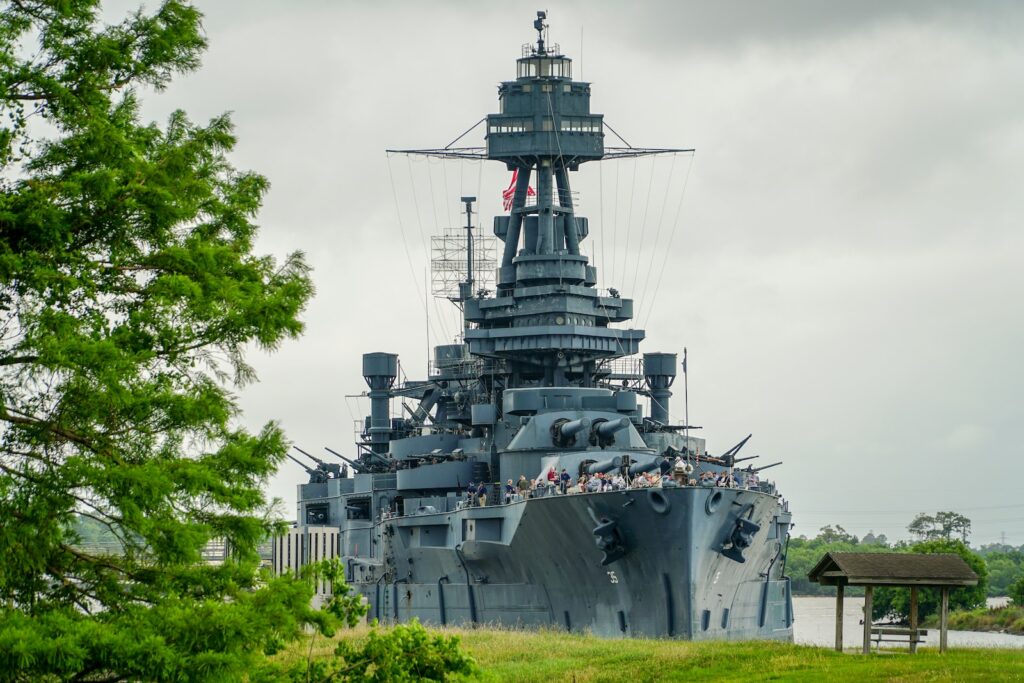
(462, 457, 763, 507)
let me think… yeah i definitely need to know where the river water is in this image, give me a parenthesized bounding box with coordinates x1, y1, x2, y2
(792, 596, 1024, 649)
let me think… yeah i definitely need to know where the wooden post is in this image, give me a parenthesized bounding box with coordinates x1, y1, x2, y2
(862, 585, 873, 654)
(940, 587, 949, 653)
(835, 584, 844, 652)
(909, 586, 919, 654)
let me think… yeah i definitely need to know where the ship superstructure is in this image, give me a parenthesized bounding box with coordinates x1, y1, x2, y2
(274, 12, 794, 640)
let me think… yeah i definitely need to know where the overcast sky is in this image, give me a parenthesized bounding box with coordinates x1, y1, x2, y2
(129, 1, 1024, 545)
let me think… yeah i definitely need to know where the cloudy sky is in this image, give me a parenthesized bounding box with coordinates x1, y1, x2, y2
(128, 1, 1023, 545)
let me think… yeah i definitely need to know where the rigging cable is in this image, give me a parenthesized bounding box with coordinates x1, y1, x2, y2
(407, 155, 452, 343)
(598, 156, 606, 283)
(619, 155, 639, 291)
(629, 153, 658, 302)
(636, 152, 681, 321)
(642, 153, 695, 330)
(386, 152, 443, 346)
(610, 157, 620, 286)
(440, 157, 462, 338)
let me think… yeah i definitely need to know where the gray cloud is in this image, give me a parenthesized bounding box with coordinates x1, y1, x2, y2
(120, 1, 1024, 544)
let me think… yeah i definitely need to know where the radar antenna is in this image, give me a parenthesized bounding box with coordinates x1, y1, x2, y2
(534, 11, 548, 54)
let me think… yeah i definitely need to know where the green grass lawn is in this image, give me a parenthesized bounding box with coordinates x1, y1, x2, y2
(282, 624, 1024, 682)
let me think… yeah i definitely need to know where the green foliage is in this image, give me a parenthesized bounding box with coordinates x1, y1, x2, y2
(977, 545, 1024, 597)
(786, 526, 892, 596)
(1010, 575, 1024, 607)
(0, 1, 325, 680)
(270, 560, 476, 682)
(326, 620, 477, 682)
(907, 511, 972, 543)
(1, 7, 477, 680)
(302, 558, 369, 632)
(872, 539, 989, 623)
(946, 604, 1024, 635)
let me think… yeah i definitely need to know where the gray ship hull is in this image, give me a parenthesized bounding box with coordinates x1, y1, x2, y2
(352, 486, 793, 640)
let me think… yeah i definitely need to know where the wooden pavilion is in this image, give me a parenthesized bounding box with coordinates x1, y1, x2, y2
(808, 552, 979, 654)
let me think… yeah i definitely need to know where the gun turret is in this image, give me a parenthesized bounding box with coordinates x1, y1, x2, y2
(551, 417, 591, 447)
(591, 417, 630, 447)
(586, 455, 623, 475)
(628, 457, 665, 476)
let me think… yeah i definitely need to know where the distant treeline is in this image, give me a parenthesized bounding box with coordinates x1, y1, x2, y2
(787, 523, 1024, 598)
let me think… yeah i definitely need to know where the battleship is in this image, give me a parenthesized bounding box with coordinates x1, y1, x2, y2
(273, 12, 795, 640)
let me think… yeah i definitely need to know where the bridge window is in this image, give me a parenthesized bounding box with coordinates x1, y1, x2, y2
(517, 60, 538, 78)
(559, 117, 600, 133)
(489, 118, 534, 134)
(518, 58, 571, 79)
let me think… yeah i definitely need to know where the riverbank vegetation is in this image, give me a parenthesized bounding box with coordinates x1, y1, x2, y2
(787, 520, 1024, 600)
(281, 624, 1024, 682)
(944, 605, 1024, 635)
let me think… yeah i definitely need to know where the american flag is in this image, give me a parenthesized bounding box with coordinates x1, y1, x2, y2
(502, 169, 536, 211)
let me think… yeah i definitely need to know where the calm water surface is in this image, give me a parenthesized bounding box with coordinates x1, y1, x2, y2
(792, 596, 1024, 649)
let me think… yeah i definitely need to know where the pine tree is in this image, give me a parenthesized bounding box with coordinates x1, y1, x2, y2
(0, 1, 320, 679)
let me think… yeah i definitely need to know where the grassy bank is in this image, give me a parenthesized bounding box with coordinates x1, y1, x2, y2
(933, 605, 1024, 635)
(280, 625, 1024, 682)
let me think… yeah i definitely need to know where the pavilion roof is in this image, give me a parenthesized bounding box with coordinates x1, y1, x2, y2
(807, 552, 979, 587)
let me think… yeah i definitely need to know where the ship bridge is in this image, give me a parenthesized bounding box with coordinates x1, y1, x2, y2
(465, 12, 641, 387)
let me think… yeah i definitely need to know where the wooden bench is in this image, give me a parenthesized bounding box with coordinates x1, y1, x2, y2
(870, 627, 928, 649)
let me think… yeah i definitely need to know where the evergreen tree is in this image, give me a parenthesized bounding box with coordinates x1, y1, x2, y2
(1, 5, 477, 680)
(0, 1, 323, 679)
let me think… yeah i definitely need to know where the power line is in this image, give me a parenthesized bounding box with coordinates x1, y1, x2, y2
(798, 503, 1024, 515)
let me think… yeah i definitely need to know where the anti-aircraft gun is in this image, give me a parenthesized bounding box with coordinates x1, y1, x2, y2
(293, 446, 344, 480)
(284, 452, 328, 484)
(326, 445, 391, 474)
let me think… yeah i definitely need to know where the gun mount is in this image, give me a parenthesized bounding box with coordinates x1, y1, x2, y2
(551, 417, 591, 447)
(285, 452, 327, 484)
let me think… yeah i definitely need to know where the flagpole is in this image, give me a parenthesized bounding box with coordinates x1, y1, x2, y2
(683, 347, 689, 455)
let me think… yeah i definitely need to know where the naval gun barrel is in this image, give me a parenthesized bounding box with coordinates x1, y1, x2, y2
(586, 455, 623, 475)
(285, 452, 315, 474)
(560, 417, 591, 438)
(751, 461, 782, 473)
(325, 446, 364, 472)
(595, 417, 630, 439)
(294, 446, 325, 465)
(628, 457, 666, 476)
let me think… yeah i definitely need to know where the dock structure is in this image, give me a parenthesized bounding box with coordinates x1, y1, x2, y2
(808, 552, 979, 654)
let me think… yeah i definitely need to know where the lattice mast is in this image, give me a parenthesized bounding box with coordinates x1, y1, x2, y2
(430, 198, 497, 332)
